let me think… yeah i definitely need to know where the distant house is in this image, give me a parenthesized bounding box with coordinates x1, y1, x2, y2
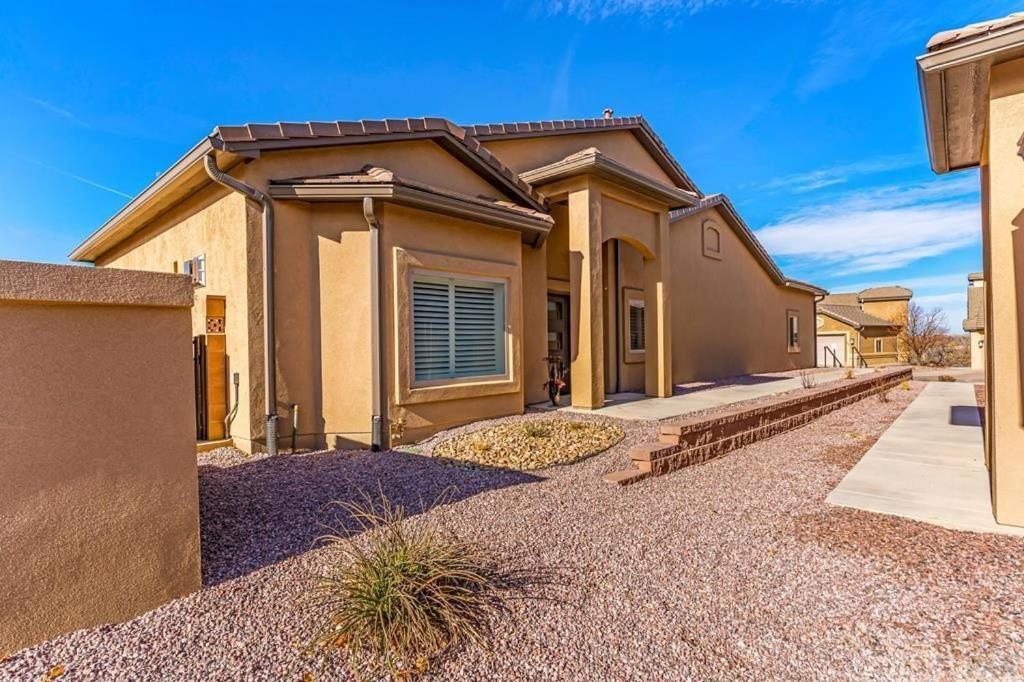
(70, 114, 825, 453)
(963, 272, 985, 370)
(815, 287, 912, 367)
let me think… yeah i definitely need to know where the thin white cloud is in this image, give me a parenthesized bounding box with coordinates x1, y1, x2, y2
(754, 154, 918, 194)
(755, 174, 980, 275)
(549, 41, 577, 118)
(543, 0, 796, 20)
(27, 158, 132, 199)
(829, 273, 969, 295)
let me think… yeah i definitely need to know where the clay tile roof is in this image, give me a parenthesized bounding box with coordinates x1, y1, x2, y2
(463, 115, 701, 196)
(669, 193, 826, 295)
(963, 285, 985, 332)
(211, 118, 545, 211)
(858, 285, 913, 301)
(818, 304, 898, 329)
(927, 12, 1024, 51)
(820, 292, 860, 306)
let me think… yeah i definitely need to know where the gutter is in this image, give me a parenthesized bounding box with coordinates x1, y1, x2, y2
(362, 197, 387, 451)
(203, 153, 279, 456)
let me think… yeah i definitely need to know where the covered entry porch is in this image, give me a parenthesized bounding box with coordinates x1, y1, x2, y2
(525, 148, 696, 409)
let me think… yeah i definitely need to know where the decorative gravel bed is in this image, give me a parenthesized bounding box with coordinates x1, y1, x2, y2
(431, 418, 624, 470)
(6, 381, 1024, 680)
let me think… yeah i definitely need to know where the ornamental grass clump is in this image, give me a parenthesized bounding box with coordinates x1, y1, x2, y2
(307, 494, 514, 678)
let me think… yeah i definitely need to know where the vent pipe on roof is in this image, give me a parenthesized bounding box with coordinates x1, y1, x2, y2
(603, 108, 614, 119)
(203, 153, 279, 457)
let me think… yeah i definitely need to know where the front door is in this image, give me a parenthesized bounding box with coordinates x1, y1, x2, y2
(547, 293, 571, 391)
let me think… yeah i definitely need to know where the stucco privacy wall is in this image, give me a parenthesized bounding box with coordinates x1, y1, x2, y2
(0, 261, 200, 653)
(669, 206, 816, 381)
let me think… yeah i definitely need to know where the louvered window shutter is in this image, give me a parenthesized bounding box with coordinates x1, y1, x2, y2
(412, 275, 506, 382)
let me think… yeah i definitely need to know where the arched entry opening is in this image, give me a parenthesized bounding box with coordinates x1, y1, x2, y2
(601, 237, 653, 395)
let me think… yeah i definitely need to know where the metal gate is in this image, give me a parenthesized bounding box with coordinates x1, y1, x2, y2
(193, 336, 208, 441)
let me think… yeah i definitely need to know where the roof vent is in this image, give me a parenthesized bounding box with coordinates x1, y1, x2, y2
(603, 108, 614, 119)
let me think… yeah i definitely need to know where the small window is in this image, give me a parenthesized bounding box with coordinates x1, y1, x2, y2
(702, 220, 723, 260)
(874, 338, 883, 353)
(183, 255, 206, 287)
(787, 310, 800, 352)
(628, 300, 646, 352)
(412, 274, 506, 382)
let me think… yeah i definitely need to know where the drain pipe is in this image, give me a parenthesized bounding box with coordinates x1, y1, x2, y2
(363, 196, 386, 451)
(204, 153, 279, 456)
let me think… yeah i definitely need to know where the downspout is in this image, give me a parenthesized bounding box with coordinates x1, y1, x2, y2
(363, 197, 387, 451)
(203, 153, 279, 456)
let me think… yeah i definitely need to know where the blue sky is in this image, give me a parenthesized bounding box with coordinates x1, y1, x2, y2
(1, 0, 1015, 327)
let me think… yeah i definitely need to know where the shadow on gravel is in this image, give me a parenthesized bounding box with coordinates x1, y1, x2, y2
(198, 449, 541, 586)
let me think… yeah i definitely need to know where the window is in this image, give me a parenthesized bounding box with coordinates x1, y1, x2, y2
(702, 220, 723, 260)
(787, 310, 800, 352)
(412, 274, 506, 382)
(628, 300, 645, 352)
(183, 254, 206, 287)
(874, 338, 883, 353)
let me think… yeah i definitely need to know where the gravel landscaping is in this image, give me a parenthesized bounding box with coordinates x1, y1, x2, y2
(5, 380, 1024, 679)
(430, 418, 624, 470)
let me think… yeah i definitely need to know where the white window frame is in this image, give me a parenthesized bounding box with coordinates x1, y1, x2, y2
(410, 272, 508, 385)
(874, 338, 884, 354)
(183, 254, 206, 287)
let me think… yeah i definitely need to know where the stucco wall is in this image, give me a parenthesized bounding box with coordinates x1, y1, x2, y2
(669, 207, 816, 382)
(482, 130, 675, 185)
(985, 58, 1024, 525)
(97, 186, 257, 449)
(0, 261, 200, 653)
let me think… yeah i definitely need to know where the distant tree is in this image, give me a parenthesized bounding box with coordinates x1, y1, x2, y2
(898, 302, 949, 365)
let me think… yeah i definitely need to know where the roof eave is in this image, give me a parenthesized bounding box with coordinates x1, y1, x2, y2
(268, 181, 553, 246)
(69, 137, 219, 262)
(918, 22, 1024, 174)
(521, 151, 697, 209)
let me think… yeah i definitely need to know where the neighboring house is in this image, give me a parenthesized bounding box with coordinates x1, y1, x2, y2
(918, 12, 1024, 526)
(963, 272, 985, 370)
(70, 114, 824, 453)
(815, 287, 912, 367)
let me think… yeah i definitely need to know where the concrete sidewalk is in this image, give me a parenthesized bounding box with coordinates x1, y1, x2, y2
(827, 382, 1023, 536)
(541, 368, 873, 421)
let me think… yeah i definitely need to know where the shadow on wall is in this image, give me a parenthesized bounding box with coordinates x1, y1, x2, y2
(198, 449, 540, 586)
(949, 405, 983, 428)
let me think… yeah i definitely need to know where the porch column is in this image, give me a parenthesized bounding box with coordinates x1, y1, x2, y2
(568, 183, 604, 408)
(644, 211, 673, 397)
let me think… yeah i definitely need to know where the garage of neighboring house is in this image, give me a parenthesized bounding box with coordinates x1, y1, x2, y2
(816, 303, 903, 368)
(816, 331, 847, 367)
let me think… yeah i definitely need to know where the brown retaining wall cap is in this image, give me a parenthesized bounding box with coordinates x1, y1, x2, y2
(0, 260, 193, 308)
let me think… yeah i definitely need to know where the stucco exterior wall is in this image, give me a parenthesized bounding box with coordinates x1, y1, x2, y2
(381, 204, 526, 443)
(670, 207, 816, 382)
(984, 58, 1024, 525)
(970, 331, 986, 370)
(0, 261, 200, 653)
(97, 186, 257, 448)
(482, 130, 675, 185)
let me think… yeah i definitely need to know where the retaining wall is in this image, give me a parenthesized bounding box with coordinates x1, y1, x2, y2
(605, 367, 913, 485)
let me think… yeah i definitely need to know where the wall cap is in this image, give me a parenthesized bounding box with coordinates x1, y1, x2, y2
(0, 260, 194, 308)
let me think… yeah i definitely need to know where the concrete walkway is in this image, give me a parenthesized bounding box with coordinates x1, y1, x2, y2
(540, 368, 874, 421)
(828, 382, 1023, 536)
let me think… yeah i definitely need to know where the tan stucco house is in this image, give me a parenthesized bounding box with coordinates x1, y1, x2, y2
(963, 272, 985, 370)
(815, 287, 911, 367)
(71, 114, 824, 454)
(918, 12, 1024, 526)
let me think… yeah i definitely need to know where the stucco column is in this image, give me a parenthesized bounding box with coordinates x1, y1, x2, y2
(568, 183, 604, 408)
(986, 60, 1024, 526)
(644, 211, 673, 397)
